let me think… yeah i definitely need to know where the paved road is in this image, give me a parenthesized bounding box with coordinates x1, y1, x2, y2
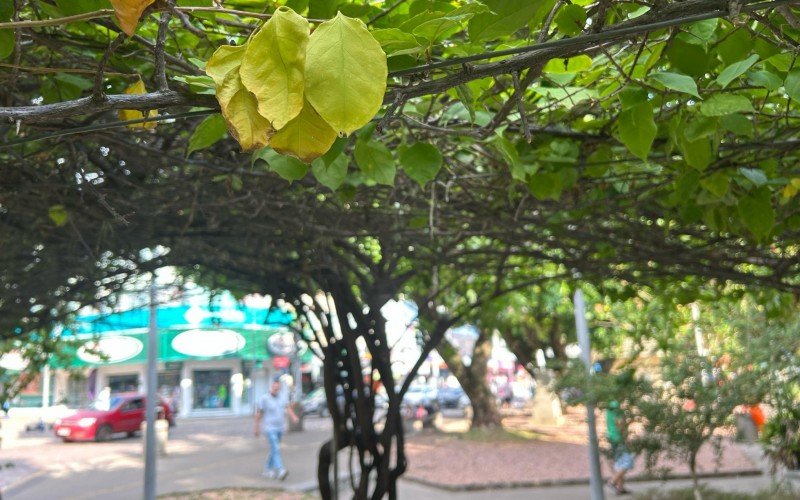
(5, 416, 332, 499)
(1, 415, 778, 499)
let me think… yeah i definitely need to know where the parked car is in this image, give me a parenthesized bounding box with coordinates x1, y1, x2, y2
(301, 387, 329, 416)
(402, 385, 439, 414)
(53, 393, 174, 442)
(437, 386, 469, 409)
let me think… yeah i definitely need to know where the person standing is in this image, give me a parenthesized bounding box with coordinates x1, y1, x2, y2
(606, 400, 634, 495)
(254, 379, 298, 480)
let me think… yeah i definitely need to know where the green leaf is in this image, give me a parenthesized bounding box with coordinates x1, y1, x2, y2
(665, 39, 710, 77)
(187, 114, 227, 156)
(305, 13, 388, 136)
(0, 2, 13, 20)
(554, 4, 586, 36)
(371, 28, 424, 56)
(649, 72, 701, 98)
(616, 102, 656, 160)
(455, 84, 476, 123)
(717, 29, 753, 65)
(544, 55, 593, 74)
(682, 116, 717, 141)
(269, 100, 337, 163)
(56, 0, 107, 15)
(468, 0, 548, 41)
(716, 54, 759, 89)
(311, 154, 349, 191)
(720, 114, 753, 137)
(0, 31, 14, 61)
(748, 70, 782, 91)
(355, 139, 395, 185)
(784, 70, 800, 102)
(699, 94, 754, 116)
(256, 148, 308, 183)
(739, 168, 767, 187)
(679, 135, 712, 170)
(492, 135, 522, 179)
(527, 172, 562, 201)
(700, 172, 730, 197)
(400, 142, 443, 186)
(48, 205, 69, 227)
(240, 6, 309, 130)
(737, 187, 774, 240)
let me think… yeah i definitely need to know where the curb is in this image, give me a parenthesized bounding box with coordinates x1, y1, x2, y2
(401, 468, 763, 492)
(1, 467, 46, 496)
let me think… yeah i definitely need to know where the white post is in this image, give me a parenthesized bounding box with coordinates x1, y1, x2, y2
(691, 303, 706, 356)
(42, 364, 51, 410)
(144, 276, 158, 500)
(574, 289, 605, 500)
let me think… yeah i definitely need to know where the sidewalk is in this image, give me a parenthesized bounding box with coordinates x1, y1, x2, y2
(0, 413, 776, 499)
(4, 416, 333, 499)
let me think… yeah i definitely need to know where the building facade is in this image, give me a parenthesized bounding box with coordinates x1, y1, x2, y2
(51, 299, 312, 418)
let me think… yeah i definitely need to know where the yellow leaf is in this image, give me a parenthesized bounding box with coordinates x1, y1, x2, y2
(205, 44, 246, 88)
(782, 183, 798, 200)
(305, 13, 387, 136)
(110, 0, 155, 36)
(119, 79, 157, 129)
(240, 7, 309, 130)
(217, 71, 273, 151)
(270, 100, 337, 163)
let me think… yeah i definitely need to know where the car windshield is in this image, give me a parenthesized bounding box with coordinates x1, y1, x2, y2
(89, 396, 123, 411)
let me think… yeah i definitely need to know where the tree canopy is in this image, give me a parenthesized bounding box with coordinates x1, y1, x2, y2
(3, 1, 800, 497)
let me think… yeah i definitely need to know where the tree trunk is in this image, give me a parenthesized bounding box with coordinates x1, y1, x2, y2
(438, 329, 502, 429)
(690, 452, 702, 500)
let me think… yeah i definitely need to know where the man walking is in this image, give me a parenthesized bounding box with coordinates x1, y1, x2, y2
(254, 378, 299, 480)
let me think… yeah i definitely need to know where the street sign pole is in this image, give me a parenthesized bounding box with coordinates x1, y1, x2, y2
(144, 275, 158, 500)
(574, 289, 605, 500)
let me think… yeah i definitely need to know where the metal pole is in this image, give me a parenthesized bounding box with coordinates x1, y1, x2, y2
(574, 289, 605, 500)
(144, 276, 158, 500)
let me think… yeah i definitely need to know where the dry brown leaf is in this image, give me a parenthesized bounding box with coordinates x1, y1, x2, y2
(110, 0, 155, 36)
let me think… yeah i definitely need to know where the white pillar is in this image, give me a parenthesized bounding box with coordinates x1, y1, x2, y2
(180, 365, 192, 417)
(231, 372, 243, 414)
(42, 364, 51, 409)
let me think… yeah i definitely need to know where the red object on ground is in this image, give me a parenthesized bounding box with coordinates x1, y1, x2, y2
(749, 405, 766, 430)
(53, 392, 174, 442)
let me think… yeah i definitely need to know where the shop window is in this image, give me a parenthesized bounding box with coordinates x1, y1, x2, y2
(193, 370, 231, 409)
(158, 368, 182, 413)
(108, 374, 139, 393)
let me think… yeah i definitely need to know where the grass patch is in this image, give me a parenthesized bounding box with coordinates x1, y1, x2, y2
(634, 486, 798, 500)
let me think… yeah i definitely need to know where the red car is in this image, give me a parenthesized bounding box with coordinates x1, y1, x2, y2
(54, 393, 175, 442)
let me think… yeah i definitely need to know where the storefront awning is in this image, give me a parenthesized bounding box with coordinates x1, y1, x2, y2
(54, 303, 311, 368)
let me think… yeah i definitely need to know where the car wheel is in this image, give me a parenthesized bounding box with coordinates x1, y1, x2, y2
(61, 438, 73, 443)
(126, 431, 137, 438)
(95, 424, 113, 442)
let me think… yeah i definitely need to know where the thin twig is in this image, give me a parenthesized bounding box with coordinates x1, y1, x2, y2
(93, 33, 127, 101)
(368, 0, 408, 25)
(511, 71, 532, 143)
(376, 92, 404, 132)
(0, 6, 325, 30)
(154, 4, 174, 91)
(0, 63, 131, 76)
(173, 6, 207, 38)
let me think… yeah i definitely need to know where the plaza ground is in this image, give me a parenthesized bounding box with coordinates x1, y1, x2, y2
(0, 411, 782, 499)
